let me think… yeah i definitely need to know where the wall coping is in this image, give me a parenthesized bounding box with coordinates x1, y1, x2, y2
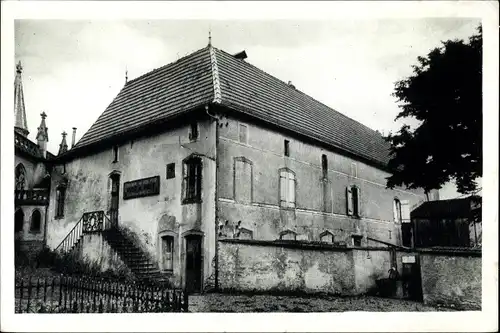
(416, 247, 482, 257)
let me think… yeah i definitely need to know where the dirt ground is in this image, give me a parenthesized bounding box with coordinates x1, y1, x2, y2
(188, 293, 454, 312)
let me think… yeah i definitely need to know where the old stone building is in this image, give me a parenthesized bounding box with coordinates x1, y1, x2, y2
(14, 61, 54, 256)
(17, 43, 440, 293)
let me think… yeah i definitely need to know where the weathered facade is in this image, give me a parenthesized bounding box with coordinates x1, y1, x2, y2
(17, 43, 441, 294)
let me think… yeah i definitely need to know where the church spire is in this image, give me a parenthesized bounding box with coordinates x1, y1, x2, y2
(36, 112, 49, 158)
(58, 131, 68, 155)
(14, 61, 29, 137)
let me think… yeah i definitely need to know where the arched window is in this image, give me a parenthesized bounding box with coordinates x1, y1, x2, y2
(15, 164, 26, 190)
(30, 210, 42, 233)
(15, 209, 24, 233)
(279, 168, 296, 208)
(393, 198, 402, 223)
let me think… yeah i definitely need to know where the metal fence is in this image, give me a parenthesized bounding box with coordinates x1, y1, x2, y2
(15, 275, 188, 313)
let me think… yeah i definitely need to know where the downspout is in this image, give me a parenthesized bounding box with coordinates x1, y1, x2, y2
(205, 105, 219, 290)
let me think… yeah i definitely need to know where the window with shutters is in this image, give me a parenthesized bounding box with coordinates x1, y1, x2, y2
(346, 185, 360, 217)
(182, 156, 202, 204)
(400, 200, 410, 223)
(234, 157, 252, 203)
(279, 169, 296, 208)
(393, 198, 402, 223)
(161, 235, 174, 272)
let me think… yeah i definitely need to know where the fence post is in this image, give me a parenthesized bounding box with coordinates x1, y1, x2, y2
(18, 279, 24, 313)
(26, 278, 32, 313)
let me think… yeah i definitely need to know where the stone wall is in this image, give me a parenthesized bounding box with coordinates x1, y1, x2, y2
(218, 239, 356, 295)
(419, 250, 481, 310)
(217, 114, 427, 246)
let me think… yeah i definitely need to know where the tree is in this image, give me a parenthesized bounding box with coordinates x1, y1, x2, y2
(385, 26, 482, 196)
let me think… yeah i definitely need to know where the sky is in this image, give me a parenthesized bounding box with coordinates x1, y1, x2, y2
(14, 19, 481, 199)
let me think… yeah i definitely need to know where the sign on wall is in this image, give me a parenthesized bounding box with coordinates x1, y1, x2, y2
(402, 255, 416, 264)
(123, 176, 160, 200)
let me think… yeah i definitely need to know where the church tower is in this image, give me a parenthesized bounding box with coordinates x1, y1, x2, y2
(14, 61, 29, 137)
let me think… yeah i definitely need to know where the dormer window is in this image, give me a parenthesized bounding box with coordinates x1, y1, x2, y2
(189, 122, 199, 141)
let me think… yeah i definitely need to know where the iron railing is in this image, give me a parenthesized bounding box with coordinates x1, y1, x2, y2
(55, 210, 115, 253)
(15, 275, 188, 313)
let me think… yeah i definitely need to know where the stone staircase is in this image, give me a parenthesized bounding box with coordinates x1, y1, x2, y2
(102, 227, 168, 283)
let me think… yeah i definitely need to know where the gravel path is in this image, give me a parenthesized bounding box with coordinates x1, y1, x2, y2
(188, 293, 453, 312)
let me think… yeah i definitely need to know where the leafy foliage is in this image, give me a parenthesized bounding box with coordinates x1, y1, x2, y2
(386, 26, 482, 195)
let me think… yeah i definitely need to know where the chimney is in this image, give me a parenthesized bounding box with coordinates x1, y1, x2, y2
(233, 50, 248, 60)
(71, 127, 77, 148)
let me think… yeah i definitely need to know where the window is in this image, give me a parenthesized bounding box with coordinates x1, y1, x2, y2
(15, 164, 26, 190)
(400, 200, 410, 223)
(284, 140, 290, 157)
(346, 186, 360, 217)
(30, 210, 41, 233)
(112, 145, 119, 163)
(15, 209, 24, 233)
(279, 169, 295, 208)
(321, 154, 328, 179)
(238, 123, 248, 144)
(166, 163, 175, 179)
(393, 198, 402, 223)
(55, 186, 66, 218)
(350, 162, 357, 178)
(183, 156, 202, 203)
(189, 122, 199, 141)
(234, 157, 252, 204)
(279, 229, 297, 241)
(320, 230, 334, 243)
(161, 236, 174, 271)
(352, 235, 362, 247)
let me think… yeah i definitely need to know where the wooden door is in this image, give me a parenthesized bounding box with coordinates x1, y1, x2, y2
(185, 235, 202, 293)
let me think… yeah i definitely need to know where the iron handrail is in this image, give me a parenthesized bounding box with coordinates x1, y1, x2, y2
(55, 215, 84, 253)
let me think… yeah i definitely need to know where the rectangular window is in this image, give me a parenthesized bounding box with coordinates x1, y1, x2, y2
(321, 154, 328, 178)
(279, 170, 295, 208)
(183, 157, 202, 203)
(350, 162, 357, 177)
(346, 186, 360, 217)
(238, 124, 248, 144)
(55, 187, 66, 218)
(284, 140, 290, 157)
(162, 236, 174, 271)
(166, 163, 175, 179)
(112, 146, 119, 163)
(189, 122, 199, 141)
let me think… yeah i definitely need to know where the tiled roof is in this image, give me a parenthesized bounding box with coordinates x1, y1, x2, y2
(73, 46, 392, 166)
(411, 197, 480, 219)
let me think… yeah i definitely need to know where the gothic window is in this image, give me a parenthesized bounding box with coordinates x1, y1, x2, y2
(55, 186, 66, 218)
(15, 164, 26, 190)
(30, 210, 41, 233)
(346, 185, 360, 217)
(279, 169, 295, 208)
(234, 157, 252, 204)
(161, 235, 174, 272)
(183, 156, 202, 203)
(15, 209, 24, 233)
